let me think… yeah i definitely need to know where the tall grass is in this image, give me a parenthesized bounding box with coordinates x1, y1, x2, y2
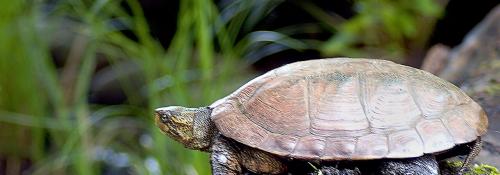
(0, 0, 253, 174)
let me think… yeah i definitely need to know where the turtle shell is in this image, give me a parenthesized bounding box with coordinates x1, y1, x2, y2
(210, 58, 488, 160)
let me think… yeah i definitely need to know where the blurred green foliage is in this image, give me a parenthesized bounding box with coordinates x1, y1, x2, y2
(0, 0, 448, 174)
(319, 0, 443, 59)
(1, 0, 247, 174)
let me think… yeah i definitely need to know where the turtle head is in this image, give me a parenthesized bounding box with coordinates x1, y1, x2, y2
(154, 106, 215, 151)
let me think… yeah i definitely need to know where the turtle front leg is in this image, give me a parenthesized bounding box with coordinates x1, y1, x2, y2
(239, 145, 287, 174)
(210, 136, 242, 175)
(210, 135, 287, 175)
(378, 154, 439, 175)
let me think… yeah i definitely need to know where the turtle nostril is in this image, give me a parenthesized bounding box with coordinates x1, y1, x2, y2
(154, 108, 164, 116)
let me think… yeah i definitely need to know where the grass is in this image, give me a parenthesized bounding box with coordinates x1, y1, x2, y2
(0, 0, 252, 174)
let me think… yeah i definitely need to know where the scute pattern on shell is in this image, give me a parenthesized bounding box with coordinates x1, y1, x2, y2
(210, 58, 488, 160)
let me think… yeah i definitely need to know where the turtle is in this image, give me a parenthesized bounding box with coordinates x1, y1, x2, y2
(154, 58, 488, 175)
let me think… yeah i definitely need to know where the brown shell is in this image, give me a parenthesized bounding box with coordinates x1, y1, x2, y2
(210, 58, 488, 160)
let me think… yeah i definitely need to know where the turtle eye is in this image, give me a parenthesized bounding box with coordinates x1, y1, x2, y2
(156, 110, 172, 123)
(161, 111, 172, 123)
(160, 115, 168, 123)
